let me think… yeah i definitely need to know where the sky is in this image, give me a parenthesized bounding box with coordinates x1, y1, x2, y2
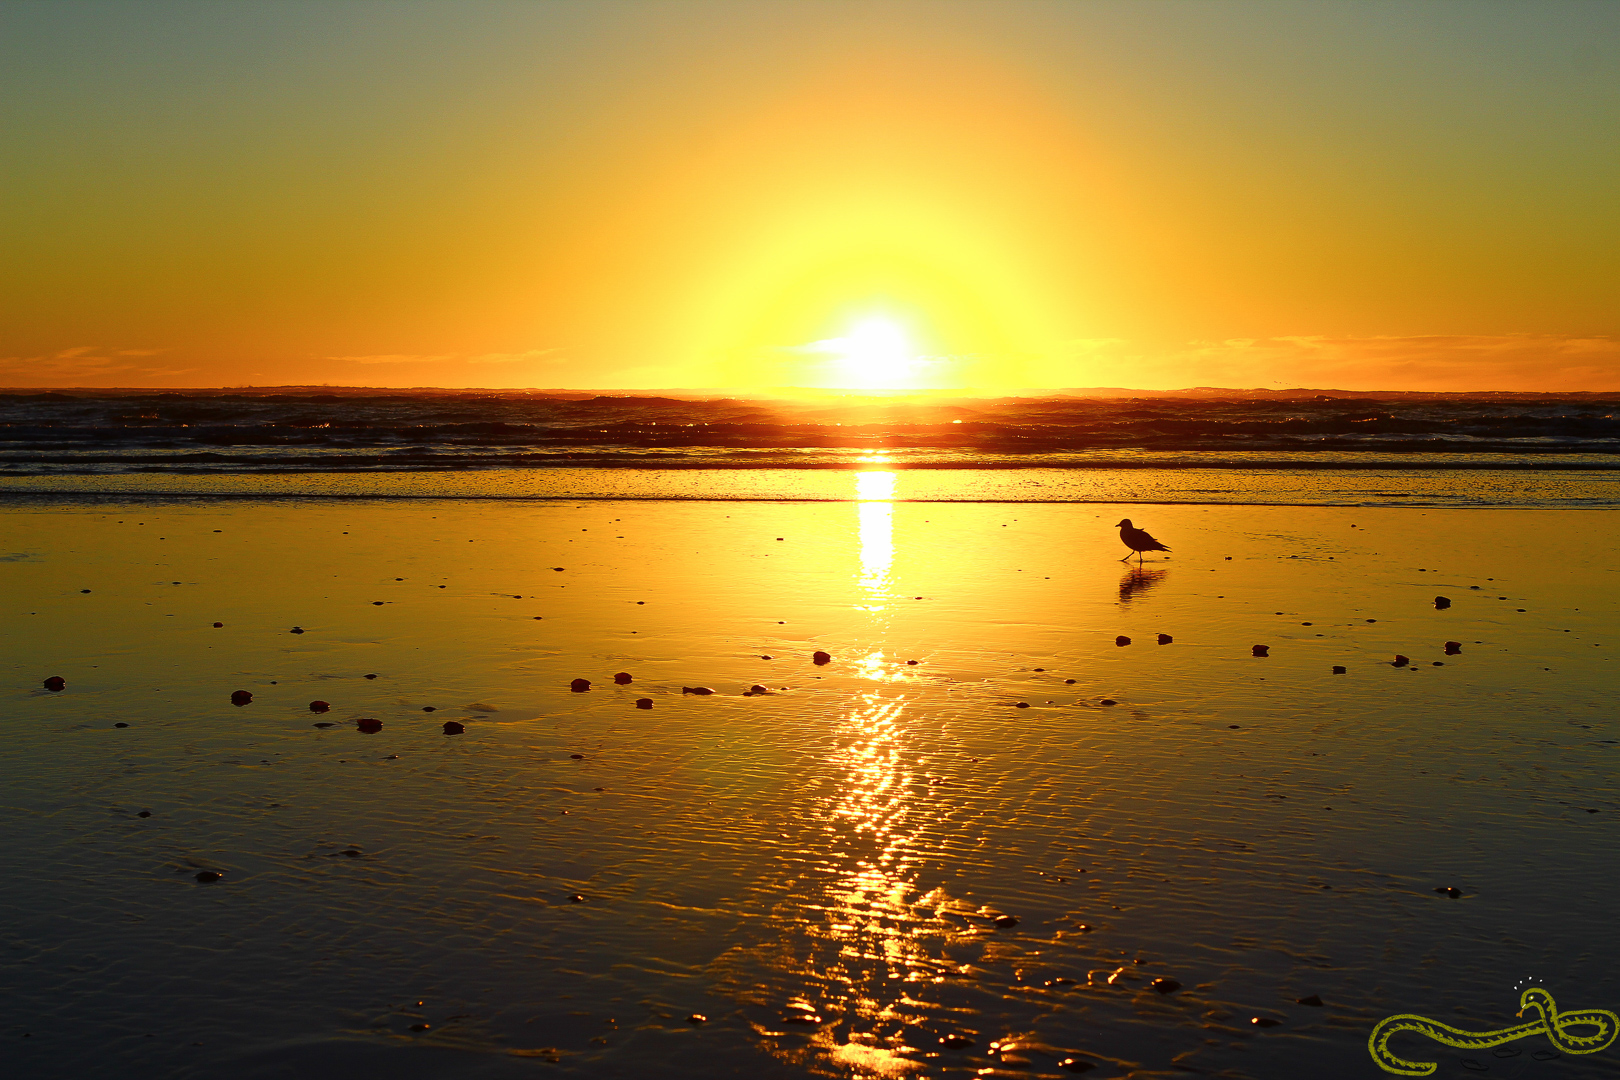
(1, 0, 1617, 392)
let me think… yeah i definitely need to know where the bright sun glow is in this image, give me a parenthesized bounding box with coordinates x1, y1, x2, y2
(830, 318, 916, 389)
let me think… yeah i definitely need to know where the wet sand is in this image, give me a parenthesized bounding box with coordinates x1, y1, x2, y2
(3, 498, 1618, 1079)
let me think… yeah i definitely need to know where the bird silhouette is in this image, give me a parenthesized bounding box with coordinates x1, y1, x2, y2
(1116, 519, 1170, 562)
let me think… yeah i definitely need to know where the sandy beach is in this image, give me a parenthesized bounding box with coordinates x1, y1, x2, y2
(4, 496, 1616, 1079)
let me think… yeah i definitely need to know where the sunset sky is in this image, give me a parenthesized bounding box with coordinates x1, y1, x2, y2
(2, 0, 1616, 392)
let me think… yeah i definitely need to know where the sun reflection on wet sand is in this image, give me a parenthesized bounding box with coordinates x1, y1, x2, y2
(855, 471, 895, 610)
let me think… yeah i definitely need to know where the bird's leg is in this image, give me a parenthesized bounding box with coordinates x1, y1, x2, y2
(1120, 552, 1134, 562)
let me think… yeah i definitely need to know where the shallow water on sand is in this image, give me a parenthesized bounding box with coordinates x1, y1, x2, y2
(3, 499, 1618, 1079)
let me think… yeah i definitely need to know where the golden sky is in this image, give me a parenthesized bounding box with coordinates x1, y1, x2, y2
(2, 1, 1617, 391)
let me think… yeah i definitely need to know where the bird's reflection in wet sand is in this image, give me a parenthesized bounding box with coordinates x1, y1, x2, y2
(1118, 566, 1167, 603)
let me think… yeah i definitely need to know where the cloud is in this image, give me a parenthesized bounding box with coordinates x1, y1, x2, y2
(0, 346, 191, 384)
(332, 348, 559, 366)
(1056, 335, 1620, 392)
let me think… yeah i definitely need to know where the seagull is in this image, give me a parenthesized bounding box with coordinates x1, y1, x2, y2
(1116, 519, 1170, 562)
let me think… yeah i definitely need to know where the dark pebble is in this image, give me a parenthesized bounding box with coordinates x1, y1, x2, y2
(1058, 1059, 1097, 1074)
(43, 676, 65, 692)
(1435, 886, 1462, 898)
(1332, 666, 1347, 674)
(1445, 641, 1462, 655)
(212, 622, 223, 628)
(313, 722, 335, 728)
(748, 684, 769, 695)
(195, 871, 223, 883)
(1014, 701, 1030, 708)
(570, 678, 591, 692)
(290, 627, 304, 634)
(682, 686, 715, 696)
(1433, 596, 1451, 609)
(612, 672, 632, 685)
(1432, 661, 1444, 666)
(1065, 678, 1076, 684)
(230, 690, 253, 705)
(1115, 635, 1131, 647)
(356, 718, 382, 733)
(553, 567, 564, 572)
(137, 811, 151, 817)
(372, 601, 383, 606)
(570, 753, 585, 759)
(993, 914, 1019, 928)
(1252, 645, 1269, 656)
(1392, 655, 1410, 667)
(1297, 994, 1324, 1006)
(686, 1014, 707, 1024)
(309, 700, 330, 713)
(635, 698, 653, 709)
(1157, 634, 1173, 644)
(422, 706, 436, 712)
(568, 893, 585, 903)
(410, 1023, 430, 1032)
(364, 673, 378, 679)
(812, 651, 832, 665)
(1251, 1017, 1282, 1028)
(782, 1012, 821, 1025)
(1099, 698, 1117, 706)
(442, 721, 465, 735)
(1149, 977, 1181, 994)
(906, 659, 918, 665)
(114, 722, 128, 728)
(1075, 923, 1093, 932)
(760, 654, 772, 659)
(938, 1033, 974, 1049)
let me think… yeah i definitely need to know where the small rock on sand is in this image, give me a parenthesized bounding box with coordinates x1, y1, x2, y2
(1099, 698, 1117, 706)
(309, 700, 330, 712)
(442, 721, 465, 735)
(43, 676, 65, 692)
(1157, 634, 1173, 644)
(1434, 886, 1461, 898)
(1252, 645, 1269, 657)
(1392, 655, 1410, 667)
(1058, 1058, 1096, 1073)
(1149, 977, 1181, 994)
(612, 672, 632, 684)
(812, 651, 832, 665)
(290, 627, 305, 634)
(212, 622, 223, 628)
(570, 679, 591, 692)
(938, 1033, 974, 1048)
(747, 684, 769, 695)
(114, 722, 128, 728)
(1115, 636, 1131, 647)
(1434, 596, 1451, 609)
(682, 686, 715, 696)
(1445, 641, 1462, 655)
(1251, 1017, 1281, 1028)
(1332, 666, 1347, 674)
(195, 871, 223, 883)
(635, 698, 653, 709)
(230, 690, 253, 705)
(356, 718, 382, 733)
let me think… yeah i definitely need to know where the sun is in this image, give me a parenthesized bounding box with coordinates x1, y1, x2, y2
(830, 317, 915, 389)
